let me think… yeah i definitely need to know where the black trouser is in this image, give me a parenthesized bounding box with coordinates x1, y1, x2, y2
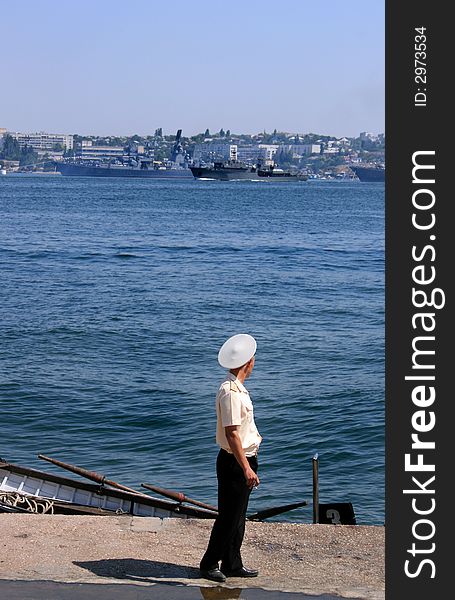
(200, 449, 258, 572)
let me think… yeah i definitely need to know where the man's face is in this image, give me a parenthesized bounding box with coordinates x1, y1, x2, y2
(245, 356, 255, 379)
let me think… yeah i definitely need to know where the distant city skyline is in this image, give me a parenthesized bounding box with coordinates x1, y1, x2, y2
(2, 0, 384, 138)
(2, 127, 384, 139)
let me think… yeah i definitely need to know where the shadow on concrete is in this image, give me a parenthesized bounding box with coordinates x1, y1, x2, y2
(73, 557, 200, 584)
(68, 559, 354, 600)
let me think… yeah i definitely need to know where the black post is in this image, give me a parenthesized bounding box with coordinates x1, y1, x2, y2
(312, 453, 319, 524)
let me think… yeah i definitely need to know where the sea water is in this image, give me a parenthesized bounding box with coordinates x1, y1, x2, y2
(0, 175, 384, 524)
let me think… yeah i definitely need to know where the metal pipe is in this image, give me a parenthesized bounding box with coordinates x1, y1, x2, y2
(312, 453, 319, 524)
(141, 483, 218, 513)
(38, 454, 150, 498)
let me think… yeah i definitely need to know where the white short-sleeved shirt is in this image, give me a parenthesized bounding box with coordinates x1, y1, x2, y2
(215, 372, 262, 457)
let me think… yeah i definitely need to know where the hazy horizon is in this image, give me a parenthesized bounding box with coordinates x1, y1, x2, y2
(2, 0, 384, 138)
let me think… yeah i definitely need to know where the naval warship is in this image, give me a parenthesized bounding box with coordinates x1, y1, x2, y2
(190, 160, 307, 182)
(57, 161, 192, 179)
(350, 164, 385, 182)
(56, 130, 192, 179)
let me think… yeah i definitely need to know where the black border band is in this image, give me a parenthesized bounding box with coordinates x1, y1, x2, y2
(386, 1, 451, 596)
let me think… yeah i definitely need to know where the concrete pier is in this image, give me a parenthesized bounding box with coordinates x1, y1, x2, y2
(0, 515, 384, 599)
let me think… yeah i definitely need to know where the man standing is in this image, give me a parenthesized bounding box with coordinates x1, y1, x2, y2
(200, 333, 262, 583)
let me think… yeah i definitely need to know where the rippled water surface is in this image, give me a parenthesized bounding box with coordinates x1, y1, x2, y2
(0, 175, 384, 524)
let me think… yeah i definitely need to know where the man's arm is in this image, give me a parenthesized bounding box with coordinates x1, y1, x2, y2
(225, 425, 260, 489)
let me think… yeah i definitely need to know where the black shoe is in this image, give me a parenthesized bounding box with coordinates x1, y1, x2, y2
(200, 568, 227, 583)
(223, 566, 259, 578)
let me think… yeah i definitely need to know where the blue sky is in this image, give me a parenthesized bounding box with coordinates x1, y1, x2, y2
(2, 0, 384, 137)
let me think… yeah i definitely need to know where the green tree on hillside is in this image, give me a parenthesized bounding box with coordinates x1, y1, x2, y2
(0, 134, 21, 160)
(275, 149, 296, 168)
(19, 145, 38, 166)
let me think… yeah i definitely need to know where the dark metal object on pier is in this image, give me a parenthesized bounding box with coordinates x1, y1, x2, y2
(312, 453, 319, 524)
(247, 500, 308, 521)
(318, 502, 356, 525)
(312, 453, 356, 525)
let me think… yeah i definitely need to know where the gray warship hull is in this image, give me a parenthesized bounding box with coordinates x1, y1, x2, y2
(350, 166, 385, 182)
(190, 165, 305, 182)
(56, 162, 193, 179)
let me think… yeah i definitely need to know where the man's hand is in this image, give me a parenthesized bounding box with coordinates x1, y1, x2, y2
(243, 466, 260, 489)
(225, 425, 260, 489)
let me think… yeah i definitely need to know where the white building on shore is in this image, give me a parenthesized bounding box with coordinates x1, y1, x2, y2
(192, 142, 278, 164)
(279, 144, 321, 157)
(192, 143, 234, 162)
(6, 131, 74, 151)
(79, 140, 124, 160)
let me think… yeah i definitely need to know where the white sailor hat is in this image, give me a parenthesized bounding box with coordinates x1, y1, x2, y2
(218, 334, 257, 369)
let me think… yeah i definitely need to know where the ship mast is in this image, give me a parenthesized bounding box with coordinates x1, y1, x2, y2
(170, 129, 183, 163)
